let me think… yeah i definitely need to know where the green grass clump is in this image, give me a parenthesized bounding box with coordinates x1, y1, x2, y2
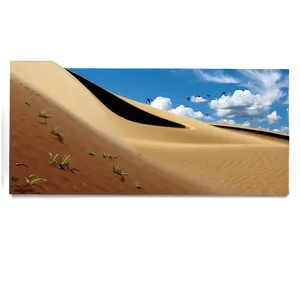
(88, 148, 95, 156)
(49, 152, 59, 166)
(25, 175, 47, 185)
(11, 176, 19, 183)
(59, 154, 71, 171)
(112, 164, 128, 182)
(51, 126, 65, 143)
(39, 111, 52, 124)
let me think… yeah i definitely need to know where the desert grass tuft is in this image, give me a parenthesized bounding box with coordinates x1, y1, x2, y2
(25, 175, 47, 185)
(50, 126, 65, 143)
(112, 164, 128, 182)
(59, 154, 71, 171)
(39, 111, 52, 125)
(88, 148, 95, 156)
(25, 100, 31, 107)
(13, 174, 47, 194)
(59, 154, 79, 173)
(103, 152, 116, 159)
(11, 176, 19, 183)
(134, 181, 142, 189)
(49, 152, 59, 166)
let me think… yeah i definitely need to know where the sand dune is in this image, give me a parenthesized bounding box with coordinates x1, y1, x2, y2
(9, 77, 211, 194)
(10, 61, 289, 195)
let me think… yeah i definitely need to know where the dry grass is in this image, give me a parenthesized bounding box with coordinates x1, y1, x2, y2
(88, 148, 95, 156)
(50, 126, 65, 143)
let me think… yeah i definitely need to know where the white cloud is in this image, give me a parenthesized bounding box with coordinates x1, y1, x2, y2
(258, 126, 270, 131)
(218, 119, 253, 127)
(209, 89, 267, 118)
(266, 111, 281, 124)
(194, 70, 240, 84)
(189, 95, 206, 103)
(273, 126, 289, 134)
(203, 115, 214, 121)
(150, 96, 205, 120)
(151, 96, 172, 111)
(169, 105, 204, 119)
(218, 119, 236, 125)
(209, 70, 287, 120)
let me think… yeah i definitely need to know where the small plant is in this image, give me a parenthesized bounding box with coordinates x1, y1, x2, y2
(51, 126, 65, 143)
(103, 152, 116, 159)
(134, 181, 142, 189)
(25, 175, 47, 185)
(25, 100, 31, 107)
(11, 176, 19, 183)
(88, 148, 95, 156)
(112, 164, 128, 181)
(59, 154, 71, 171)
(59, 154, 79, 173)
(39, 111, 52, 125)
(49, 152, 59, 166)
(12, 175, 47, 194)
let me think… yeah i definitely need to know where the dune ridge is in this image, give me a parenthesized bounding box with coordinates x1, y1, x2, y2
(10, 61, 289, 195)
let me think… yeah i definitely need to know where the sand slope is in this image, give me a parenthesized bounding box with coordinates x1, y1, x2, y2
(10, 77, 212, 194)
(10, 61, 289, 195)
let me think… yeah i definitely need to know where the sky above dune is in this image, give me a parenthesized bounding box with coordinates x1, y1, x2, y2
(68, 68, 289, 133)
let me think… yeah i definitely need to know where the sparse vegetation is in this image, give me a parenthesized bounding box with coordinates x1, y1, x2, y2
(25, 100, 31, 107)
(25, 175, 47, 185)
(59, 154, 71, 171)
(113, 164, 128, 181)
(11, 176, 18, 183)
(12, 174, 47, 194)
(51, 126, 65, 143)
(103, 152, 116, 159)
(49, 152, 59, 166)
(134, 181, 142, 189)
(88, 148, 95, 156)
(39, 111, 52, 125)
(59, 154, 79, 173)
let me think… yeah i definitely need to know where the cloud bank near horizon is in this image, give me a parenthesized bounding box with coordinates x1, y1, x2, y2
(151, 66, 295, 133)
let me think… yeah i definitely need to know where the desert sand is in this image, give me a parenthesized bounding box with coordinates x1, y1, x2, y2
(9, 61, 289, 195)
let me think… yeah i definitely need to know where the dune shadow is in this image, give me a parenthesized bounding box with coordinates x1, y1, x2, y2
(211, 124, 289, 141)
(66, 69, 186, 128)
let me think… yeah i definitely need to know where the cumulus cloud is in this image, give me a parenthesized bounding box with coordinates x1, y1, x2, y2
(150, 96, 206, 120)
(209, 70, 287, 120)
(258, 126, 270, 131)
(266, 111, 281, 124)
(194, 70, 240, 84)
(218, 119, 252, 127)
(273, 126, 289, 134)
(189, 95, 207, 103)
(169, 105, 204, 119)
(218, 119, 236, 125)
(203, 115, 214, 121)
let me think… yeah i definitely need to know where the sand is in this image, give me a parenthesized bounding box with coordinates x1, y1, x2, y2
(9, 61, 289, 195)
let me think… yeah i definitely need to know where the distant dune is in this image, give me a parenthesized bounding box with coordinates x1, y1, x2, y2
(10, 62, 289, 195)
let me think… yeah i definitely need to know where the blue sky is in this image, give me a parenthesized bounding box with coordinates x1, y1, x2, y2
(68, 68, 289, 133)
